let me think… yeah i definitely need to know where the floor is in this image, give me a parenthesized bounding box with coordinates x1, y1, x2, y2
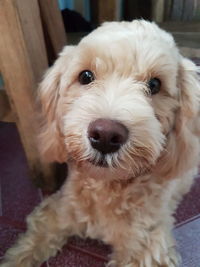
(0, 122, 200, 267)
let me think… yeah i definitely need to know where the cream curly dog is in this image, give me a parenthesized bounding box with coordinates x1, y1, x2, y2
(2, 20, 200, 267)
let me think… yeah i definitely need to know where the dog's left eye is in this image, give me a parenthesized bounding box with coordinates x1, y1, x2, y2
(79, 70, 95, 85)
(147, 78, 161, 95)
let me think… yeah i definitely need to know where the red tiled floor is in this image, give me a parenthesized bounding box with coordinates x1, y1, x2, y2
(175, 175, 200, 224)
(0, 223, 23, 258)
(0, 121, 200, 266)
(48, 237, 111, 265)
(47, 244, 107, 267)
(0, 122, 41, 222)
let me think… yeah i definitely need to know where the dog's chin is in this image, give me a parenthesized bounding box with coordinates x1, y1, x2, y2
(83, 150, 155, 179)
(86, 155, 152, 182)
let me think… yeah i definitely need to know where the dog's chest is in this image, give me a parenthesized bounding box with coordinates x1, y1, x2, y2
(70, 178, 135, 239)
(62, 174, 164, 241)
(68, 177, 146, 226)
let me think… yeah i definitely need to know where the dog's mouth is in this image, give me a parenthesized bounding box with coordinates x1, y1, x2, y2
(87, 154, 152, 181)
(88, 156, 109, 168)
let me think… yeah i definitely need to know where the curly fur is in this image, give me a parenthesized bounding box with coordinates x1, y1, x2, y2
(2, 20, 200, 267)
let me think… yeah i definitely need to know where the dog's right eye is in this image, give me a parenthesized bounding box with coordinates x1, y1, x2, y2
(147, 78, 161, 95)
(78, 70, 95, 85)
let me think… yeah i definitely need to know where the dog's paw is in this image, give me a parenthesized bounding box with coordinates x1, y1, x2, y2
(158, 246, 181, 267)
(107, 245, 180, 267)
(106, 259, 117, 267)
(137, 246, 180, 267)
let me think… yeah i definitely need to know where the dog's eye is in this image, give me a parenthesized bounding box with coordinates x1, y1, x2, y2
(147, 78, 161, 95)
(78, 70, 95, 85)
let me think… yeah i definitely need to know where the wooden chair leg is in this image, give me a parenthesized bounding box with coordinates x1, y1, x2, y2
(0, 89, 11, 121)
(152, 0, 165, 22)
(0, 0, 55, 191)
(38, 0, 67, 63)
(98, 0, 117, 23)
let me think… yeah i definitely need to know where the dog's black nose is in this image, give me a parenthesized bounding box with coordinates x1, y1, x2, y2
(88, 119, 128, 154)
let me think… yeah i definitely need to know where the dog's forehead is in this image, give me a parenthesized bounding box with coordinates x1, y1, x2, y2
(80, 20, 176, 50)
(76, 21, 179, 86)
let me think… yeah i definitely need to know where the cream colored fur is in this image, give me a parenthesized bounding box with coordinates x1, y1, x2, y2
(2, 20, 200, 267)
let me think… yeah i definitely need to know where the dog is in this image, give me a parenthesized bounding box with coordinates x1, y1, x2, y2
(2, 20, 200, 267)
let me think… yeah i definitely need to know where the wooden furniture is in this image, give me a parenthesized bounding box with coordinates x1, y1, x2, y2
(0, 0, 66, 190)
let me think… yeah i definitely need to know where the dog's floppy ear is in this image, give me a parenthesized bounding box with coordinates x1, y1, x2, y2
(178, 57, 200, 120)
(172, 57, 200, 173)
(38, 46, 75, 163)
(155, 58, 200, 179)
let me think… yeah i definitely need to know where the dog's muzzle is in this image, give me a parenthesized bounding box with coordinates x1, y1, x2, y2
(88, 119, 129, 155)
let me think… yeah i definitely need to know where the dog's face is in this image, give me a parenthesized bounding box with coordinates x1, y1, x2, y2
(39, 20, 200, 180)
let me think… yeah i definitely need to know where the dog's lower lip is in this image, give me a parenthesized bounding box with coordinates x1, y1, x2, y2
(88, 157, 108, 168)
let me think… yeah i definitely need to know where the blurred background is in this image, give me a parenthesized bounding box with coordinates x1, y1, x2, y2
(58, 0, 200, 27)
(58, 0, 200, 58)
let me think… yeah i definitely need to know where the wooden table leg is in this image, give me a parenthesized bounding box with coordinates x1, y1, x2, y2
(39, 0, 67, 63)
(152, 0, 165, 22)
(0, 0, 55, 191)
